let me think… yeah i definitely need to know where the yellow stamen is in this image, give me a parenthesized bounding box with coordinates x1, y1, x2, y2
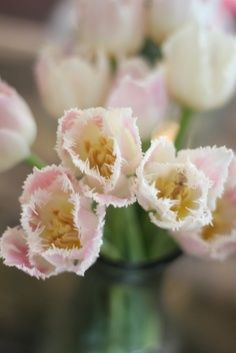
(155, 171, 197, 220)
(202, 199, 235, 241)
(84, 135, 115, 178)
(73, 121, 116, 178)
(40, 199, 81, 250)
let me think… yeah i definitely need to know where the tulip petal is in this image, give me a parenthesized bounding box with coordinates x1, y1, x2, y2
(0, 227, 55, 279)
(178, 145, 233, 210)
(107, 65, 169, 140)
(0, 80, 36, 144)
(0, 129, 30, 172)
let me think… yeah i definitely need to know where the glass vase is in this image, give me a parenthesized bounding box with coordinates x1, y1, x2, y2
(39, 252, 180, 353)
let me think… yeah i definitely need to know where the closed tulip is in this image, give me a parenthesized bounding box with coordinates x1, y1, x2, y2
(107, 58, 169, 141)
(164, 24, 236, 111)
(0, 80, 36, 172)
(147, 0, 219, 43)
(76, 0, 145, 56)
(35, 44, 111, 117)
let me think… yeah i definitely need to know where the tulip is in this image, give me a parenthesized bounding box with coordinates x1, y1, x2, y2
(0, 165, 105, 278)
(163, 24, 236, 110)
(106, 58, 169, 141)
(76, 0, 145, 56)
(147, 0, 219, 43)
(35, 44, 111, 118)
(223, 0, 236, 14)
(0, 80, 36, 172)
(137, 137, 233, 231)
(56, 107, 142, 207)
(173, 156, 236, 260)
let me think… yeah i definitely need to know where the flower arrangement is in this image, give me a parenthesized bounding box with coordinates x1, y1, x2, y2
(1, 0, 236, 281)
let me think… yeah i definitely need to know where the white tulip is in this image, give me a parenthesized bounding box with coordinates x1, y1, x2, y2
(164, 24, 236, 110)
(35, 44, 111, 118)
(147, 0, 219, 43)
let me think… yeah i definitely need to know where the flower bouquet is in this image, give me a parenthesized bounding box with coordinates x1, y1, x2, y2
(1, 0, 236, 352)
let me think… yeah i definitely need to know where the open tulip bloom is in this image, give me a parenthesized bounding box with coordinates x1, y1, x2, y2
(1, 97, 236, 278)
(2, 0, 236, 279)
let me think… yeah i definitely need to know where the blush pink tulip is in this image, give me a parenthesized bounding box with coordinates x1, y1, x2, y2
(223, 0, 236, 14)
(56, 108, 142, 207)
(0, 165, 105, 278)
(137, 137, 233, 231)
(76, 0, 145, 56)
(0, 80, 36, 172)
(106, 58, 169, 141)
(174, 156, 236, 260)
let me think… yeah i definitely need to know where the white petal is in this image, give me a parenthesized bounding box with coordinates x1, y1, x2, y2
(178, 145, 233, 210)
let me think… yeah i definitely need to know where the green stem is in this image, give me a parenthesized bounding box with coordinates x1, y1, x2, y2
(174, 107, 194, 151)
(25, 153, 46, 169)
(124, 206, 145, 262)
(101, 238, 122, 260)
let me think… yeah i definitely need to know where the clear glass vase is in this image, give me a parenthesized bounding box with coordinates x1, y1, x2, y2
(39, 252, 180, 353)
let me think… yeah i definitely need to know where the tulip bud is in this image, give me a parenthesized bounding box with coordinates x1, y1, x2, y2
(35, 44, 111, 118)
(76, 0, 145, 56)
(107, 58, 169, 140)
(164, 24, 236, 111)
(0, 80, 36, 172)
(147, 0, 218, 43)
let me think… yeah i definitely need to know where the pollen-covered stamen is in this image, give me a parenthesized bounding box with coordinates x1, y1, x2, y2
(202, 198, 236, 241)
(84, 135, 116, 178)
(40, 198, 81, 250)
(155, 171, 198, 220)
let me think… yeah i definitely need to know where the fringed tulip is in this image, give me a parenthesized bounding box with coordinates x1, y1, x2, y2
(76, 0, 145, 56)
(1, 165, 105, 278)
(35, 44, 110, 117)
(163, 24, 236, 110)
(173, 157, 236, 260)
(0, 80, 36, 172)
(106, 58, 169, 141)
(137, 137, 233, 231)
(56, 108, 142, 207)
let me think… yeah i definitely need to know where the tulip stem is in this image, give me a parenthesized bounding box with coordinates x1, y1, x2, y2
(101, 238, 122, 260)
(175, 107, 194, 151)
(124, 205, 146, 262)
(25, 153, 45, 169)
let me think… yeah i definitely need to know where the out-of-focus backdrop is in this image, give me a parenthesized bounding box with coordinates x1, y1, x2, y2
(0, 1, 236, 352)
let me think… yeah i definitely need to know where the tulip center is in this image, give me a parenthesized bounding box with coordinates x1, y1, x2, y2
(40, 197, 81, 250)
(201, 198, 235, 241)
(155, 171, 198, 220)
(84, 135, 115, 178)
(75, 120, 116, 178)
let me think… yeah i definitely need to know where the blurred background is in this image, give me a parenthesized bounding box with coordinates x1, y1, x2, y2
(0, 1, 236, 352)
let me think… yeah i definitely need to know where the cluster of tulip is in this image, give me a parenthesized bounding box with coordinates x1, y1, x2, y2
(1, 0, 236, 279)
(36, 0, 236, 136)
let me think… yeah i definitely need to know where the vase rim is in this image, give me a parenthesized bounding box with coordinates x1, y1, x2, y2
(98, 250, 181, 272)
